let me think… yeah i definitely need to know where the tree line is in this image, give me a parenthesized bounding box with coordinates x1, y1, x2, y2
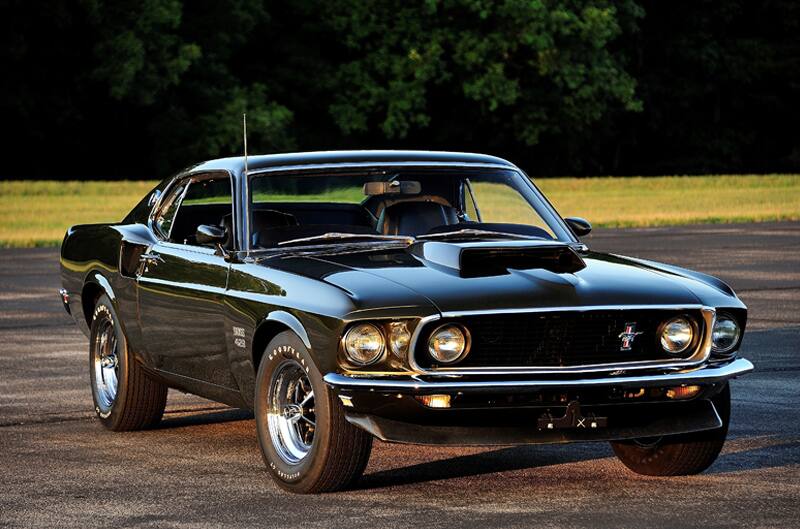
(1, 0, 797, 178)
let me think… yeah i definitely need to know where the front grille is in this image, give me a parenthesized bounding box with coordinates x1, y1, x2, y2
(414, 309, 703, 369)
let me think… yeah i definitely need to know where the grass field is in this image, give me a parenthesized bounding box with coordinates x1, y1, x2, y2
(1, 175, 798, 247)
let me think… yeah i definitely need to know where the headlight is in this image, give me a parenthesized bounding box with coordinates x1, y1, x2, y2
(712, 315, 740, 354)
(388, 321, 411, 357)
(660, 317, 694, 354)
(428, 324, 470, 364)
(343, 323, 385, 366)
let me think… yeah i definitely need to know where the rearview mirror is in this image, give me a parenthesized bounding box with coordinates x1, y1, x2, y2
(196, 224, 227, 246)
(363, 180, 421, 196)
(564, 217, 592, 237)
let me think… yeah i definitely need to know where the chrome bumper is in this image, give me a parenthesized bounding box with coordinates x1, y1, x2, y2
(324, 357, 754, 393)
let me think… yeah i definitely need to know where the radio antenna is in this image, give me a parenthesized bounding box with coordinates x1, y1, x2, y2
(242, 113, 249, 174)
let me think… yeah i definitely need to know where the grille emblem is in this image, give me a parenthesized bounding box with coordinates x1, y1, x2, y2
(618, 323, 643, 351)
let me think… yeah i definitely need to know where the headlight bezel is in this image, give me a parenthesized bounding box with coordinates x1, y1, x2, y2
(711, 312, 741, 355)
(427, 323, 471, 365)
(657, 315, 699, 356)
(342, 322, 387, 367)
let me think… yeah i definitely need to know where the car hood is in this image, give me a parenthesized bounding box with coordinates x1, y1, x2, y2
(259, 240, 739, 314)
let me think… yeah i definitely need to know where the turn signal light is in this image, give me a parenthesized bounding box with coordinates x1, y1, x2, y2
(666, 385, 702, 400)
(416, 394, 451, 408)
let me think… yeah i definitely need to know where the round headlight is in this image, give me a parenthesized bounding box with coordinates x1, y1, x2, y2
(712, 315, 740, 353)
(428, 324, 469, 364)
(388, 321, 411, 357)
(660, 317, 694, 354)
(343, 323, 385, 366)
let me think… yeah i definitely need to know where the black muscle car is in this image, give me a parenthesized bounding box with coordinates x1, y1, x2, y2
(60, 150, 753, 493)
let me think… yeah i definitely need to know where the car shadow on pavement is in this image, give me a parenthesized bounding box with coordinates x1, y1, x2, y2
(706, 436, 800, 474)
(359, 444, 606, 489)
(156, 407, 254, 429)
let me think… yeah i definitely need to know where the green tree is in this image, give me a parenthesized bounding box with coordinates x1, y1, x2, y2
(1, 0, 797, 177)
(324, 0, 643, 151)
(616, 0, 800, 173)
(83, 0, 295, 173)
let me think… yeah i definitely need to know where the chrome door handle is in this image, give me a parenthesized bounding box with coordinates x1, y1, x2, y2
(139, 253, 164, 265)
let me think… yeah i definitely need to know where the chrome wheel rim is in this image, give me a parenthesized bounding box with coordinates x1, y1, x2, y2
(92, 319, 119, 412)
(267, 361, 316, 465)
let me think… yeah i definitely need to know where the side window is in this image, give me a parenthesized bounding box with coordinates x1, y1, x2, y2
(153, 183, 187, 240)
(169, 177, 233, 245)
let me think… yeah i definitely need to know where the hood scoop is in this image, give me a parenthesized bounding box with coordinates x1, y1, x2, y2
(408, 240, 586, 278)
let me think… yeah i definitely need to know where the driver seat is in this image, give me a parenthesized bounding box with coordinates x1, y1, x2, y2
(378, 201, 459, 236)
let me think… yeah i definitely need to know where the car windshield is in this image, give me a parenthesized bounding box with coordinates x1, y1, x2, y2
(248, 168, 572, 248)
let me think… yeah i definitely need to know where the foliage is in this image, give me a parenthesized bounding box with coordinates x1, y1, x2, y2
(0, 0, 797, 177)
(326, 0, 643, 147)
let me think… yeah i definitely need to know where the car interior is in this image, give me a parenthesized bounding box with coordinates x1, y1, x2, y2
(163, 172, 554, 249)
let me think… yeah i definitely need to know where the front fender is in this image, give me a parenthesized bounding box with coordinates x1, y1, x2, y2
(263, 310, 312, 350)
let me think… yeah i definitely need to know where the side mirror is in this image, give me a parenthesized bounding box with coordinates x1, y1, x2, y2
(147, 189, 162, 208)
(565, 217, 592, 237)
(196, 224, 227, 246)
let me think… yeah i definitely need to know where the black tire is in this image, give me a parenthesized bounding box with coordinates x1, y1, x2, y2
(610, 384, 730, 476)
(254, 330, 372, 493)
(89, 293, 167, 431)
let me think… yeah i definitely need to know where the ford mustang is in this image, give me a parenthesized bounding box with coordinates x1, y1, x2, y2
(59, 150, 753, 493)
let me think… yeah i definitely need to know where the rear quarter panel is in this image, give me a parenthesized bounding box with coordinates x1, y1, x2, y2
(60, 223, 155, 363)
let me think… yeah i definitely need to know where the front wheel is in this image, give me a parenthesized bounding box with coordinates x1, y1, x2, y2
(610, 384, 730, 476)
(254, 331, 372, 493)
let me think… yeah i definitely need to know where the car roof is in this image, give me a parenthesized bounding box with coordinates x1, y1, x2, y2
(186, 150, 518, 177)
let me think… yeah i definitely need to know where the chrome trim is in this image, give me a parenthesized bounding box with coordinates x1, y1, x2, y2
(407, 305, 716, 375)
(139, 252, 165, 265)
(147, 189, 162, 208)
(245, 161, 516, 178)
(324, 357, 754, 393)
(439, 303, 706, 317)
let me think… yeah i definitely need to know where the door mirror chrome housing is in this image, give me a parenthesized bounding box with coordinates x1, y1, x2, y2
(147, 189, 162, 208)
(196, 224, 227, 246)
(565, 217, 592, 237)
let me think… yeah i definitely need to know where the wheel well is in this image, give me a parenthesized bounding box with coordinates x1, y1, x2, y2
(252, 320, 291, 371)
(81, 282, 104, 326)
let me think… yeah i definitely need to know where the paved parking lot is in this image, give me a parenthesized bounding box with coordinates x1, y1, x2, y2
(1, 222, 799, 528)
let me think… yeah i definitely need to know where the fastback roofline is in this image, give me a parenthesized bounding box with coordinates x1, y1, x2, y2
(189, 150, 519, 178)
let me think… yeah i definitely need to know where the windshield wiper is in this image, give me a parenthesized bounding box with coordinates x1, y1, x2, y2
(277, 232, 414, 247)
(416, 229, 544, 241)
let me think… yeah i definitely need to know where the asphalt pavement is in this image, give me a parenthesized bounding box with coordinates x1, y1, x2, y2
(1, 222, 799, 528)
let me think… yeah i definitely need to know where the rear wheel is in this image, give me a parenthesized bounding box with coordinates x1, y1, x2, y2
(611, 384, 730, 476)
(255, 331, 372, 493)
(89, 294, 167, 431)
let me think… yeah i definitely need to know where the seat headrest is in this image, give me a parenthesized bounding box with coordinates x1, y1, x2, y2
(379, 200, 458, 236)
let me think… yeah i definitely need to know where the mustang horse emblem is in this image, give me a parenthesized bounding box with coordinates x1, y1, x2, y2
(618, 323, 644, 351)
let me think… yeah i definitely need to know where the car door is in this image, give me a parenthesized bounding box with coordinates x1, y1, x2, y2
(136, 173, 237, 389)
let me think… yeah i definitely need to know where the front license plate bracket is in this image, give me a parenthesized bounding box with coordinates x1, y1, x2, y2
(537, 401, 608, 430)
